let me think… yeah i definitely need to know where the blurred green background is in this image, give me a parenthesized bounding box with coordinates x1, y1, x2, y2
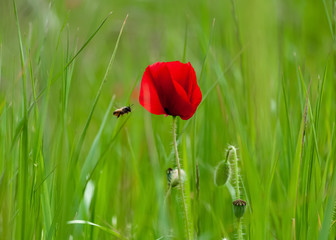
(0, 0, 336, 239)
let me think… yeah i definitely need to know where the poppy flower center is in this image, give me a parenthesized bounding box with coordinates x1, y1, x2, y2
(164, 107, 172, 115)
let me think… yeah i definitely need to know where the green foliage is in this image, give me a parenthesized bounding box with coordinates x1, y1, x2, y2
(0, 0, 336, 239)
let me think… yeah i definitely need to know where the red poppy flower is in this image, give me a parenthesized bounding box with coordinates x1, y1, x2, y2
(139, 61, 202, 120)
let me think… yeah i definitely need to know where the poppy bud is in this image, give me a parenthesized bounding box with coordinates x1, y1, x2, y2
(232, 199, 246, 218)
(214, 160, 230, 186)
(166, 168, 186, 187)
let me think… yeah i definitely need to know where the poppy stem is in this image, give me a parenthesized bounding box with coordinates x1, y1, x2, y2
(228, 145, 244, 240)
(237, 217, 243, 240)
(172, 116, 191, 240)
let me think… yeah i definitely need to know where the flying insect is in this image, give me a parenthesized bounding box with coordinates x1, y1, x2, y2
(113, 105, 133, 118)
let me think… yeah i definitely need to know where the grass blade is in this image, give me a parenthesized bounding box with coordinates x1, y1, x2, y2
(67, 220, 127, 239)
(71, 14, 128, 167)
(79, 96, 115, 189)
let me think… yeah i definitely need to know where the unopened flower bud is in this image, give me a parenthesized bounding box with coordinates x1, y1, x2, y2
(214, 160, 230, 187)
(166, 168, 186, 187)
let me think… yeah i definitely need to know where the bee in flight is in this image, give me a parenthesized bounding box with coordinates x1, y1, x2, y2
(113, 105, 133, 118)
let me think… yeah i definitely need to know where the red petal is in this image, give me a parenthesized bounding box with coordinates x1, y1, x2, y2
(189, 77, 202, 108)
(166, 61, 191, 93)
(186, 63, 198, 98)
(168, 62, 202, 119)
(139, 66, 166, 115)
(150, 64, 194, 117)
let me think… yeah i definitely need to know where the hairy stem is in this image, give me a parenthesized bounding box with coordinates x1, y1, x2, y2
(228, 145, 243, 240)
(173, 116, 191, 240)
(237, 217, 243, 240)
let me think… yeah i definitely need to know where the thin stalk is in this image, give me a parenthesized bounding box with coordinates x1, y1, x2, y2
(164, 186, 172, 206)
(172, 116, 191, 240)
(228, 146, 243, 240)
(13, 0, 29, 238)
(237, 218, 243, 239)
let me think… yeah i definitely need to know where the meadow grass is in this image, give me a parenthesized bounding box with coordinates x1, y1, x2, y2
(0, 0, 336, 239)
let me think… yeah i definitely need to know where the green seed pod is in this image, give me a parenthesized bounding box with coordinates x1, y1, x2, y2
(166, 168, 186, 187)
(214, 160, 230, 186)
(232, 199, 246, 218)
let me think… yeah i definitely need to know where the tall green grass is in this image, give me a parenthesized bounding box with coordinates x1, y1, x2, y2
(0, 0, 336, 239)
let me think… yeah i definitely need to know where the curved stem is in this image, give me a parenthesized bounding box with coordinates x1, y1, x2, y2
(228, 146, 243, 240)
(172, 116, 191, 240)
